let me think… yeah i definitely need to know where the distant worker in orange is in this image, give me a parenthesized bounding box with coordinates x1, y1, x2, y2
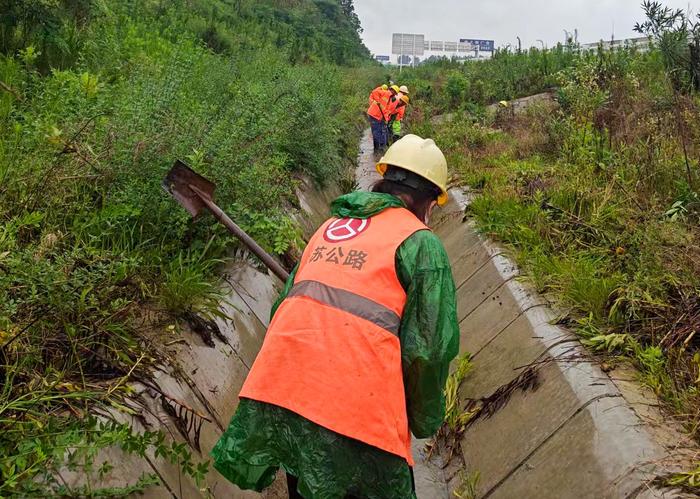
(367, 84, 399, 153)
(212, 135, 460, 499)
(368, 83, 388, 106)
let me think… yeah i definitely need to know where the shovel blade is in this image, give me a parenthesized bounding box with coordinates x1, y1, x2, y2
(162, 160, 216, 217)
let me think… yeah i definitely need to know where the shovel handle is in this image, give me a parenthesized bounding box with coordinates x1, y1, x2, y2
(189, 185, 291, 283)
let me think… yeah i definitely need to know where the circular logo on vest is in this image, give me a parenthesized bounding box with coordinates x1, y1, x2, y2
(323, 218, 371, 242)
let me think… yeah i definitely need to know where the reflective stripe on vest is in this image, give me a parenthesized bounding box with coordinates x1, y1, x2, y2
(240, 207, 429, 465)
(288, 280, 401, 336)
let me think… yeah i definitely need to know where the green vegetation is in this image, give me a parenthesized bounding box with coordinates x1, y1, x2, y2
(397, 43, 579, 117)
(0, 0, 377, 494)
(443, 353, 474, 431)
(665, 463, 700, 491)
(405, 1, 700, 455)
(454, 470, 481, 499)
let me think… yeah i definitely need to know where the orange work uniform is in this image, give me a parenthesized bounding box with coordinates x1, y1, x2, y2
(240, 207, 429, 465)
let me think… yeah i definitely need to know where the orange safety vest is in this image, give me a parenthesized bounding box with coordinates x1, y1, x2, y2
(367, 88, 391, 121)
(367, 100, 387, 122)
(386, 99, 406, 122)
(368, 85, 388, 105)
(240, 207, 429, 465)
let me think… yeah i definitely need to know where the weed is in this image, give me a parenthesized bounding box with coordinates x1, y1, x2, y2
(160, 247, 226, 319)
(454, 470, 481, 499)
(662, 463, 700, 491)
(0, 0, 380, 492)
(444, 353, 475, 431)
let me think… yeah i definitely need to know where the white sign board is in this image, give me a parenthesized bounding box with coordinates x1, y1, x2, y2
(392, 33, 425, 56)
(444, 41, 459, 52)
(458, 42, 474, 52)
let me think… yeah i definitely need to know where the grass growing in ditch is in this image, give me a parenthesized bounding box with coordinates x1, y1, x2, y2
(405, 1, 700, 473)
(0, 0, 380, 494)
(454, 470, 481, 499)
(444, 353, 475, 431)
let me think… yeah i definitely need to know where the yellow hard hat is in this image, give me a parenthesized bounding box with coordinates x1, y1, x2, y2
(499, 100, 509, 108)
(390, 84, 400, 94)
(381, 84, 388, 90)
(400, 94, 409, 104)
(399, 85, 409, 94)
(377, 134, 448, 206)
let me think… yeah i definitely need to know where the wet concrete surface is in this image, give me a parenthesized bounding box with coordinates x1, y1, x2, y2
(428, 194, 689, 498)
(355, 128, 381, 191)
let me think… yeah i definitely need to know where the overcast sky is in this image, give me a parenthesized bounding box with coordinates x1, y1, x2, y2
(354, 0, 699, 56)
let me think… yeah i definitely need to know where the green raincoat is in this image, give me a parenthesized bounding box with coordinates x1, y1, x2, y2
(211, 192, 459, 498)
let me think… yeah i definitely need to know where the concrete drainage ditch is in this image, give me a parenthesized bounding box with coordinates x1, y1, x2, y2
(61, 127, 693, 498)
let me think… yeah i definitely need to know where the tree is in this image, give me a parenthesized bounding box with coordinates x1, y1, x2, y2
(635, 1, 700, 92)
(339, 0, 362, 35)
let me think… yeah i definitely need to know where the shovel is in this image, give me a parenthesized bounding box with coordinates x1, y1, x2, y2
(162, 160, 291, 282)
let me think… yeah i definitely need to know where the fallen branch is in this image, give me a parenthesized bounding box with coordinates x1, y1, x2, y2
(462, 364, 542, 426)
(0, 80, 23, 101)
(0, 316, 42, 351)
(160, 393, 211, 452)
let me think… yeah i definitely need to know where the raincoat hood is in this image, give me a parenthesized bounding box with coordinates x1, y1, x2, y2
(330, 191, 404, 220)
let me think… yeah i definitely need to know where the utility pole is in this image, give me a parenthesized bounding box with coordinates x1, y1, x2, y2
(412, 35, 416, 68)
(611, 20, 615, 43)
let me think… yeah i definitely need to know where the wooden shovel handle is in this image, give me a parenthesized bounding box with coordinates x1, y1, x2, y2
(189, 185, 291, 283)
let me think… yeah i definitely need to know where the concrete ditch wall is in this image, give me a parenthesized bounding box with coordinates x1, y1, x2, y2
(430, 195, 680, 499)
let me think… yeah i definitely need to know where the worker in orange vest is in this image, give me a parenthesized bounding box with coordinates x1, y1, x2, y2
(212, 135, 460, 498)
(368, 83, 388, 106)
(367, 85, 399, 153)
